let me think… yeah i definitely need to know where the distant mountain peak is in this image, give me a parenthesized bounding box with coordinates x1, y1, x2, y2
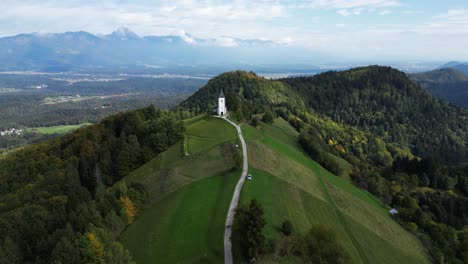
(411, 67, 468, 83)
(438, 61, 466, 69)
(107, 27, 139, 40)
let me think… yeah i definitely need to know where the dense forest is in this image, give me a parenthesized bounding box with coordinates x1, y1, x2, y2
(419, 81, 468, 108)
(181, 67, 468, 263)
(0, 106, 185, 263)
(281, 66, 468, 163)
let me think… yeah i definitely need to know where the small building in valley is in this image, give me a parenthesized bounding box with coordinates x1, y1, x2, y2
(389, 208, 398, 216)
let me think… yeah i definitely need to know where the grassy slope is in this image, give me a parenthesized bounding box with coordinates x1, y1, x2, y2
(122, 171, 239, 263)
(121, 116, 237, 201)
(236, 118, 430, 264)
(25, 123, 92, 134)
(121, 116, 240, 263)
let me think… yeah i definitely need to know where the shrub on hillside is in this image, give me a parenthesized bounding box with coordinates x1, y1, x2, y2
(300, 225, 350, 263)
(281, 220, 293, 236)
(234, 199, 267, 261)
(262, 111, 274, 124)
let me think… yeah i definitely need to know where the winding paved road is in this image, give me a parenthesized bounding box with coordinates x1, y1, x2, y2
(220, 116, 248, 264)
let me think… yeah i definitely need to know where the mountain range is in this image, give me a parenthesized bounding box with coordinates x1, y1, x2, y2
(437, 61, 468, 75)
(0, 27, 321, 71)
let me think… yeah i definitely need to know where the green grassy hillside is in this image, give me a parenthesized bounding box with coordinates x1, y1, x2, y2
(234, 118, 430, 264)
(121, 116, 240, 263)
(120, 115, 429, 264)
(122, 171, 239, 263)
(25, 123, 92, 134)
(179, 66, 468, 263)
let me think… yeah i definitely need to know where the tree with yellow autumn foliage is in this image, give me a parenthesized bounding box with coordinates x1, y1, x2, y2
(86, 233, 105, 264)
(120, 196, 137, 224)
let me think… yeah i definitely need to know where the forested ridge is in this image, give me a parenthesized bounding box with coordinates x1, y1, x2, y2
(1, 66, 467, 263)
(410, 68, 468, 108)
(181, 67, 468, 263)
(411, 68, 468, 83)
(179, 70, 304, 116)
(0, 106, 185, 263)
(281, 66, 468, 163)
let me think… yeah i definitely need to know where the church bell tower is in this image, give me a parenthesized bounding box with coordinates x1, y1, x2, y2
(217, 90, 226, 116)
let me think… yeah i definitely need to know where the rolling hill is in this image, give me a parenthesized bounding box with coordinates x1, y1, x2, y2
(183, 67, 468, 163)
(280, 66, 468, 163)
(120, 115, 430, 263)
(438, 61, 468, 75)
(0, 106, 185, 263)
(411, 68, 468, 83)
(235, 118, 429, 263)
(181, 67, 468, 263)
(410, 68, 468, 107)
(121, 116, 240, 263)
(0, 66, 466, 263)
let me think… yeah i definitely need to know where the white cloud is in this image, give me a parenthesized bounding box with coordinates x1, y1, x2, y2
(0, 1, 467, 61)
(338, 9, 351, 16)
(436, 9, 468, 24)
(379, 10, 392, 15)
(214, 37, 239, 47)
(353, 8, 364, 15)
(417, 9, 468, 35)
(337, 6, 387, 16)
(280, 37, 294, 45)
(308, 0, 401, 9)
(400, 10, 424, 15)
(0, 1, 287, 36)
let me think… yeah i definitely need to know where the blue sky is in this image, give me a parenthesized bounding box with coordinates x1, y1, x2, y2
(0, 0, 467, 61)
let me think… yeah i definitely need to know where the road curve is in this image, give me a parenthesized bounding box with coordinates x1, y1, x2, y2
(220, 116, 248, 264)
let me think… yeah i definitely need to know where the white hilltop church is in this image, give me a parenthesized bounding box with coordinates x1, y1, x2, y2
(217, 90, 227, 116)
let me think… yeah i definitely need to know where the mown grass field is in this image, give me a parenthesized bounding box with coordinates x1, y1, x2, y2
(122, 171, 239, 264)
(235, 118, 430, 264)
(121, 116, 240, 263)
(122, 116, 238, 201)
(25, 123, 92, 134)
(0, 88, 19, 93)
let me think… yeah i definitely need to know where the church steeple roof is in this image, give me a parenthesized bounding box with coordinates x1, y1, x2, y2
(218, 90, 225, 98)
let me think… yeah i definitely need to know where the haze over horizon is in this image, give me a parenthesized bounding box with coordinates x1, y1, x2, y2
(1, 0, 467, 62)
